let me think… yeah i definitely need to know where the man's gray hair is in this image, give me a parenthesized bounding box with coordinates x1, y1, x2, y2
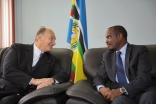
(35, 26, 46, 41)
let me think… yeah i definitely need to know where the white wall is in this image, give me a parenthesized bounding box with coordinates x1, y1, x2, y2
(15, 0, 156, 48)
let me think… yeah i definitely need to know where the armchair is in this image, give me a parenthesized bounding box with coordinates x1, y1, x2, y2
(66, 45, 156, 104)
(0, 47, 73, 104)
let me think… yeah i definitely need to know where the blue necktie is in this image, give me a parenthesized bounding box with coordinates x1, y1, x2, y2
(40, 53, 43, 58)
(116, 51, 127, 87)
(32, 53, 43, 70)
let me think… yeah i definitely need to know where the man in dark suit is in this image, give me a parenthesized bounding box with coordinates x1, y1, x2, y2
(93, 25, 156, 104)
(0, 27, 68, 104)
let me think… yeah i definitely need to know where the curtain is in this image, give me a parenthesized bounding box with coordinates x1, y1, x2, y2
(0, 0, 15, 48)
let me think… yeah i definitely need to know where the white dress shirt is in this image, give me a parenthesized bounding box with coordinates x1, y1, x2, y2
(32, 44, 43, 67)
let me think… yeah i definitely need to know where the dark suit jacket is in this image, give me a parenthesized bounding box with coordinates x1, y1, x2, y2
(93, 43, 156, 98)
(0, 43, 68, 98)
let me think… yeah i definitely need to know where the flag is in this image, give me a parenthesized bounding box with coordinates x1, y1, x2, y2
(66, 0, 88, 83)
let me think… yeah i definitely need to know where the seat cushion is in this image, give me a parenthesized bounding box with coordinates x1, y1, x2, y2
(66, 98, 90, 104)
(33, 94, 68, 104)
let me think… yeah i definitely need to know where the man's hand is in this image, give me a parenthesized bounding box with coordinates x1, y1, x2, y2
(36, 78, 55, 89)
(100, 88, 122, 101)
(30, 78, 54, 86)
(36, 82, 52, 89)
(99, 87, 111, 100)
(108, 88, 122, 100)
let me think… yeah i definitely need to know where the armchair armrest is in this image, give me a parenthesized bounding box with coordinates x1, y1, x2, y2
(66, 80, 110, 104)
(19, 81, 73, 104)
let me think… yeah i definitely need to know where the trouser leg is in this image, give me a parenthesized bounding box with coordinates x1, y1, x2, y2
(138, 91, 156, 104)
(111, 95, 137, 104)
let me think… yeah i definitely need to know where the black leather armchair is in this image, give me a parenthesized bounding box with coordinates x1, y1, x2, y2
(66, 45, 156, 104)
(0, 47, 73, 104)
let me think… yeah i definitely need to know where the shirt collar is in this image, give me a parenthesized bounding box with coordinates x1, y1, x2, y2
(116, 43, 128, 55)
(33, 43, 43, 57)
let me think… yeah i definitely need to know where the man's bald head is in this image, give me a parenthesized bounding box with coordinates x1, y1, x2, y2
(34, 27, 56, 52)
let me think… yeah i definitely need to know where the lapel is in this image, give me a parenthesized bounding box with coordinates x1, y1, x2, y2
(112, 51, 116, 82)
(107, 51, 116, 82)
(125, 43, 132, 80)
(25, 44, 33, 73)
(32, 52, 49, 72)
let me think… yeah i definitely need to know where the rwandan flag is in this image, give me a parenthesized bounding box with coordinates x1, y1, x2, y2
(66, 0, 88, 83)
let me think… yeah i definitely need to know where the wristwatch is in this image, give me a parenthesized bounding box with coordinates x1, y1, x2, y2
(120, 87, 126, 94)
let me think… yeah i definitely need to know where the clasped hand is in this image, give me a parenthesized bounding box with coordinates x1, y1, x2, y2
(30, 78, 55, 89)
(99, 87, 122, 101)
